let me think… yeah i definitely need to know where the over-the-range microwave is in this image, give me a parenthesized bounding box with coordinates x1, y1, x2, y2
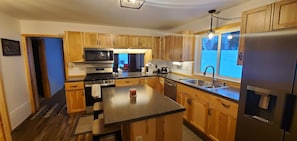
(84, 48, 114, 63)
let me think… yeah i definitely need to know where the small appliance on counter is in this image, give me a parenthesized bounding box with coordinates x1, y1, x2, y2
(161, 67, 169, 74)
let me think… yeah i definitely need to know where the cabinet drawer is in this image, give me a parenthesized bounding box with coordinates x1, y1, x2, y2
(65, 82, 84, 90)
(177, 84, 210, 103)
(210, 95, 238, 118)
(115, 78, 143, 87)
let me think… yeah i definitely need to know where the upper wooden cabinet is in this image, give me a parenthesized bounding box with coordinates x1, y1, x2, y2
(83, 32, 112, 48)
(273, 0, 297, 30)
(237, 4, 272, 65)
(238, 0, 297, 65)
(64, 31, 84, 62)
(162, 31, 195, 61)
(128, 35, 153, 49)
(112, 34, 129, 48)
(152, 37, 161, 60)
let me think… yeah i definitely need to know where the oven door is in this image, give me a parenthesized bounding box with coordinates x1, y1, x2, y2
(84, 83, 115, 106)
(84, 48, 114, 63)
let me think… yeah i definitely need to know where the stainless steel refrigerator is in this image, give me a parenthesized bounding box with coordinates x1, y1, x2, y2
(236, 30, 297, 141)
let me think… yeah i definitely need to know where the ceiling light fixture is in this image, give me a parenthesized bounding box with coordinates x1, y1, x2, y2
(207, 9, 216, 39)
(120, 0, 145, 9)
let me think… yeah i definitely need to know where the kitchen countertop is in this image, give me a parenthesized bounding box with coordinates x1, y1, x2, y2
(102, 85, 185, 126)
(114, 72, 240, 102)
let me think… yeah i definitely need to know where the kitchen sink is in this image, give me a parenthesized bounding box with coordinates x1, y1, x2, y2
(179, 79, 228, 89)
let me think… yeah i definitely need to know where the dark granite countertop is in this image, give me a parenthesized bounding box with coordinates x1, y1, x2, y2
(102, 85, 185, 126)
(114, 72, 157, 79)
(114, 72, 240, 102)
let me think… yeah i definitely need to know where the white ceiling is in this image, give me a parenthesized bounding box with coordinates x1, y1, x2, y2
(0, 0, 248, 30)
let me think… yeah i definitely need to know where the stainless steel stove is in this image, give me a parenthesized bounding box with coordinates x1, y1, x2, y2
(84, 66, 115, 107)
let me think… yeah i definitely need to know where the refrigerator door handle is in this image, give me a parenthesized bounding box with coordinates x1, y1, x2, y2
(281, 94, 296, 131)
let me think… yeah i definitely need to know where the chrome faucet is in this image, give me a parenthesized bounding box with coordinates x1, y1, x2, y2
(203, 65, 216, 87)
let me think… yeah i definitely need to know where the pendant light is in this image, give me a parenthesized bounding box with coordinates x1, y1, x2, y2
(120, 0, 145, 9)
(208, 9, 216, 39)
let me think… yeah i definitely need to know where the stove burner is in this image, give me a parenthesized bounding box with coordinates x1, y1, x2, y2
(84, 73, 115, 81)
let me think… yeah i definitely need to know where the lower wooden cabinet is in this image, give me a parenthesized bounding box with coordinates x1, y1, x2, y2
(65, 81, 86, 113)
(207, 108, 237, 141)
(177, 83, 238, 141)
(156, 77, 164, 95)
(177, 84, 210, 132)
(0, 116, 5, 141)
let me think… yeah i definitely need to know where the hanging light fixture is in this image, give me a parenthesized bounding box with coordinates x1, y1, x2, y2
(207, 9, 216, 39)
(120, 0, 145, 9)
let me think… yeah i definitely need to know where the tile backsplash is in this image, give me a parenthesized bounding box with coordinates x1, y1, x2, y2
(150, 60, 193, 76)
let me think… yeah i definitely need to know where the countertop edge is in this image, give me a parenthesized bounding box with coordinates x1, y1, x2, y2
(104, 108, 185, 127)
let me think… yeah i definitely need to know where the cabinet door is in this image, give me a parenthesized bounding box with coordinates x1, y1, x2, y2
(237, 4, 272, 65)
(190, 97, 209, 133)
(182, 94, 191, 120)
(173, 35, 183, 61)
(145, 77, 157, 89)
(66, 89, 86, 113)
(83, 32, 98, 47)
(0, 116, 5, 141)
(152, 37, 160, 60)
(139, 36, 152, 49)
(113, 34, 129, 48)
(207, 108, 237, 141)
(164, 36, 174, 61)
(156, 77, 164, 95)
(98, 33, 112, 48)
(65, 31, 84, 62)
(128, 35, 139, 48)
(273, 0, 297, 30)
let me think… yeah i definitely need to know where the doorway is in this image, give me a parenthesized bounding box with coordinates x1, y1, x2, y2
(23, 36, 65, 111)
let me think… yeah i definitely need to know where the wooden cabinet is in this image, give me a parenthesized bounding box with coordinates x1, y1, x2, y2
(237, 4, 272, 65)
(273, 0, 297, 30)
(128, 35, 153, 48)
(83, 32, 112, 48)
(238, 0, 297, 65)
(145, 77, 157, 89)
(0, 116, 5, 141)
(115, 78, 145, 87)
(207, 95, 238, 141)
(65, 81, 86, 113)
(162, 31, 194, 61)
(162, 36, 174, 60)
(64, 31, 84, 62)
(172, 31, 195, 61)
(112, 34, 129, 48)
(177, 84, 210, 132)
(152, 37, 161, 60)
(156, 77, 164, 95)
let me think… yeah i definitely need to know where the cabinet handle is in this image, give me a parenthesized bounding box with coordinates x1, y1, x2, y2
(71, 86, 78, 88)
(187, 99, 192, 105)
(208, 109, 212, 116)
(125, 81, 130, 83)
(221, 102, 231, 109)
(238, 52, 243, 61)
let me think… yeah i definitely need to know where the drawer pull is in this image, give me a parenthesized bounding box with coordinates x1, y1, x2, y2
(221, 102, 231, 109)
(71, 86, 78, 88)
(125, 81, 130, 83)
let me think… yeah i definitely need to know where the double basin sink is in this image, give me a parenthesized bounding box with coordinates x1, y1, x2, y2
(179, 79, 228, 89)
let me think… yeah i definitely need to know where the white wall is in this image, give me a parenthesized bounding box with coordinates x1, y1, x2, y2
(44, 38, 65, 96)
(169, 0, 277, 33)
(20, 20, 166, 35)
(0, 12, 31, 130)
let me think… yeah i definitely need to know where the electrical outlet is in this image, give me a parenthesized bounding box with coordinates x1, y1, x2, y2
(136, 136, 143, 141)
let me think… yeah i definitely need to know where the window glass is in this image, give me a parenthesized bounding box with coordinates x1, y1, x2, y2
(200, 36, 218, 73)
(219, 31, 242, 79)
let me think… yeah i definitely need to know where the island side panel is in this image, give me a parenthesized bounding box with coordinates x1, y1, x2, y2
(126, 112, 183, 141)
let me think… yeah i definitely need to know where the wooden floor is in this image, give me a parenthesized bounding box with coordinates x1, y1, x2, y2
(12, 90, 93, 141)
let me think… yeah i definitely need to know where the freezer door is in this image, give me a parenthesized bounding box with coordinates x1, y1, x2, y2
(283, 95, 297, 141)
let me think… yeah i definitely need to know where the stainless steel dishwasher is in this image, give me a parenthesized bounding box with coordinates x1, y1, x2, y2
(164, 79, 177, 101)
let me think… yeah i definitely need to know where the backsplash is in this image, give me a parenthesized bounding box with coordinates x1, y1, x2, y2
(150, 60, 193, 76)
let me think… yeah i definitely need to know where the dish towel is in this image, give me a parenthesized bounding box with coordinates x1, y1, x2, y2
(92, 84, 101, 98)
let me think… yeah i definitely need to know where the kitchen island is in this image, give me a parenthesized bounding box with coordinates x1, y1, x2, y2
(102, 85, 185, 141)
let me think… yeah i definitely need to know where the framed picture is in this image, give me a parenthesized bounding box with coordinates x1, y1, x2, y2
(1, 38, 21, 56)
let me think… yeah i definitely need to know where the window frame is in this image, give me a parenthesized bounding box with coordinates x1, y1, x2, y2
(194, 27, 241, 82)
